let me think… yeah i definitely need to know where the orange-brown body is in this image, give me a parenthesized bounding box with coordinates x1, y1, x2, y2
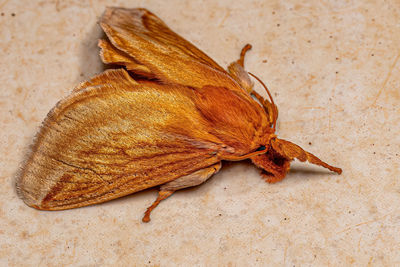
(16, 7, 341, 222)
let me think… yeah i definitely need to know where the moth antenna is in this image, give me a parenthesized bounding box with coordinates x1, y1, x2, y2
(248, 72, 277, 130)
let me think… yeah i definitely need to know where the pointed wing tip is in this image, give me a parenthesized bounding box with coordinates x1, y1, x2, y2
(14, 145, 44, 209)
(15, 156, 53, 211)
(15, 175, 44, 210)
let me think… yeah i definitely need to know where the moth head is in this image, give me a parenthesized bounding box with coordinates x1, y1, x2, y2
(251, 137, 291, 183)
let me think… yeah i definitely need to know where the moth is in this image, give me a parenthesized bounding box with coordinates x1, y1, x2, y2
(17, 7, 342, 222)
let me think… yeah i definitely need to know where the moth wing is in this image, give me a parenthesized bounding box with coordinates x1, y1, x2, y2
(99, 7, 241, 90)
(16, 69, 221, 210)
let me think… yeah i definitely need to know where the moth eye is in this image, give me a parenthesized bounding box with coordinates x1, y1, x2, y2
(256, 145, 266, 151)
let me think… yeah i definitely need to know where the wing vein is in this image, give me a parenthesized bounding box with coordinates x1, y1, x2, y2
(51, 158, 110, 184)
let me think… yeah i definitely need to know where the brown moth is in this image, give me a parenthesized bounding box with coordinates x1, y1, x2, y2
(16, 7, 342, 222)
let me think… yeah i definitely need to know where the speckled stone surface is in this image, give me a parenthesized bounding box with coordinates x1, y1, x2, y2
(1, 0, 399, 266)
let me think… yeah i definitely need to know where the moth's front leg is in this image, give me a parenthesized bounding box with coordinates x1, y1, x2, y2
(227, 44, 254, 93)
(227, 45, 277, 127)
(142, 162, 222, 222)
(250, 90, 277, 128)
(251, 153, 291, 184)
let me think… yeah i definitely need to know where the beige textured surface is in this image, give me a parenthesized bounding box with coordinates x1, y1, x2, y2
(1, 0, 399, 266)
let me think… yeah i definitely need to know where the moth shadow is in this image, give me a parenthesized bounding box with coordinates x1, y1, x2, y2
(289, 165, 335, 176)
(94, 162, 337, 210)
(76, 22, 108, 84)
(172, 160, 255, 196)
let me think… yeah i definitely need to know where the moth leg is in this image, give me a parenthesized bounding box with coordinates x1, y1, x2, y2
(251, 153, 291, 184)
(142, 162, 222, 222)
(251, 90, 277, 128)
(142, 190, 174, 223)
(227, 45, 278, 127)
(227, 44, 254, 93)
(262, 170, 287, 184)
(237, 44, 252, 67)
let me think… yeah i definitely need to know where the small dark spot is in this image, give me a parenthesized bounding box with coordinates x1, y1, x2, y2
(256, 145, 266, 151)
(291, 60, 295, 64)
(262, 59, 268, 63)
(308, 142, 312, 145)
(11, 13, 15, 17)
(329, 35, 333, 38)
(224, 187, 227, 190)
(148, 261, 151, 264)
(1, 12, 4, 16)
(335, 71, 339, 74)
(307, 40, 311, 43)
(80, 73, 84, 77)
(272, 11, 275, 15)
(284, 217, 287, 220)
(348, 211, 351, 214)
(336, 57, 339, 60)
(277, 23, 280, 27)
(372, 18, 375, 22)
(373, 152, 376, 154)
(219, 213, 222, 216)
(371, 53, 374, 56)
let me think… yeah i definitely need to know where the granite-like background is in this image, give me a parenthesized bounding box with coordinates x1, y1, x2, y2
(1, 0, 399, 266)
